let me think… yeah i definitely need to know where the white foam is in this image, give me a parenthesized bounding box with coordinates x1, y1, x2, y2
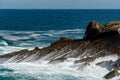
(1, 55, 119, 80)
(0, 46, 34, 54)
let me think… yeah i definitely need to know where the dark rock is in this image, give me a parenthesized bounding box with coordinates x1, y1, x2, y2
(0, 21, 120, 63)
(112, 59, 120, 70)
(96, 60, 113, 68)
(84, 21, 120, 40)
(74, 57, 96, 63)
(49, 57, 67, 64)
(83, 21, 101, 40)
(104, 70, 119, 79)
(51, 37, 72, 46)
(34, 47, 40, 50)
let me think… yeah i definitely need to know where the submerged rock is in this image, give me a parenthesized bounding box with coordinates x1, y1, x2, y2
(111, 59, 120, 70)
(49, 57, 67, 64)
(104, 70, 119, 79)
(74, 57, 96, 63)
(96, 60, 113, 68)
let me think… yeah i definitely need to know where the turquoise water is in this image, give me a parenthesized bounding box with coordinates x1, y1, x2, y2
(0, 9, 120, 80)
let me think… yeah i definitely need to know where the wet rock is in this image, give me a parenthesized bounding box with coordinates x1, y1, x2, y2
(74, 57, 96, 63)
(49, 57, 67, 64)
(96, 60, 113, 68)
(112, 59, 120, 70)
(0, 21, 120, 63)
(104, 70, 119, 79)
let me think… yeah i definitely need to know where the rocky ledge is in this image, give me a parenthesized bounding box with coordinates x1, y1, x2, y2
(1, 21, 120, 79)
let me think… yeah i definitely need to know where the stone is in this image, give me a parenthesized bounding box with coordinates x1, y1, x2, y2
(112, 59, 120, 70)
(104, 70, 119, 79)
(84, 21, 120, 40)
(34, 47, 40, 50)
(49, 57, 67, 64)
(83, 21, 100, 40)
(96, 60, 113, 68)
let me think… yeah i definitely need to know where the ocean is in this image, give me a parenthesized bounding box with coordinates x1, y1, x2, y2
(0, 9, 120, 80)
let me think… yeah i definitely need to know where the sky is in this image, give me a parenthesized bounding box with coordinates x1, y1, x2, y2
(0, 0, 120, 9)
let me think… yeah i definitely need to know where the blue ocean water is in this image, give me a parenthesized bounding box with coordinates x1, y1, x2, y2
(0, 9, 120, 80)
(0, 9, 120, 31)
(0, 9, 120, 48)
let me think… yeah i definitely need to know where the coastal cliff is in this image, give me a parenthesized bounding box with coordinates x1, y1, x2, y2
(1, 21, 120, 79)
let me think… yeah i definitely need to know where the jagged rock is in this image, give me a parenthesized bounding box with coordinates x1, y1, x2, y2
(104, 70, 119, 79)
(96, 60, 113, 68)
(0, 21, 120, 63)
(49, 57, 67, 64)
(84, 21, 120, 40)
(83, 21, 101, 40)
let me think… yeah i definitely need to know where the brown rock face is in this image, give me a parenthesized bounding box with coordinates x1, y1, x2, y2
(83, 21, 101, 40)
(104, 70, 119, 79)
(0, 21, 120, 64)
(84, 21, 120, 40)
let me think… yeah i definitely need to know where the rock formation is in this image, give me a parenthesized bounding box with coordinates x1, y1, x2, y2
(0, 21, 120, 79)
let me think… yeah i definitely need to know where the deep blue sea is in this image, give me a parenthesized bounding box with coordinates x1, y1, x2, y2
(0, 9, 120, 80)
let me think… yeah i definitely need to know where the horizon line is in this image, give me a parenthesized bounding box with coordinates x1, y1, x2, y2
(0, 8, 120, 10)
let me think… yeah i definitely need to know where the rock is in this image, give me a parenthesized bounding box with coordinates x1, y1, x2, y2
(104, 70, 119, 79)
(83, 21, 100, 40)
(112, 59, 120, 70)
(49, 57, 67, 64)
(74, 57, 96, 63)
(0, 21, 120, 63)
(34, 47, 40, 50)
(105, 21, 120, 27)
(96, 60, 113, 68)
(84, 21, 120, 40)
(51, 37, 72, 46)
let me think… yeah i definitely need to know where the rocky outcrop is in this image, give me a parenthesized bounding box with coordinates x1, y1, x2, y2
(0, 21, 120, 78)
(84, 21, 120, 40)
(0, 21, 120, 63)
(104, 70, 119, 79)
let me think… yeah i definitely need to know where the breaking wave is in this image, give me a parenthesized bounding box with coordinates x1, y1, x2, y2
(0, 55, 119, 80)
(0, 29, 85, 54)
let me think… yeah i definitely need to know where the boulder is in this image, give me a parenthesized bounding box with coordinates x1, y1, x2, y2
(83, 21, 100, 40)
(104, 70, 119, 79)
(84, 21, 120, 40)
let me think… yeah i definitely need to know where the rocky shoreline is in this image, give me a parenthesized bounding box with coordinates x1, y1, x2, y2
(1, 21, 120, 79)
